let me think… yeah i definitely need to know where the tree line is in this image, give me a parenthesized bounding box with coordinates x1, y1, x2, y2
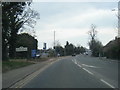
(47, 41, 86, 57)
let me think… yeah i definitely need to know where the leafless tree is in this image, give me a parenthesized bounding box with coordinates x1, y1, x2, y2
(88, 24, 97, 41)
(88, 24, 103, 57)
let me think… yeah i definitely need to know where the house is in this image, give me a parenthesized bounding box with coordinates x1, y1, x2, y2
(103, 37, 120, 59)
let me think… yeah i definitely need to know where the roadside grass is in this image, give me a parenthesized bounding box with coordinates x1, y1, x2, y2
(2, 60, 35, 73)
(2, 56, 60, 73)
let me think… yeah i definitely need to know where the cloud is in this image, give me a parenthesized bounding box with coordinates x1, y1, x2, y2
(31, 2, 117, 49)
(54, 8, 117, 28)
(97, 27, 117, 45)
(36, 7, 117, 31)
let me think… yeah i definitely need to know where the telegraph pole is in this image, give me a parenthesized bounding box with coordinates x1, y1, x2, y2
(54, 30, 55, 48)
(54, 30, 56, 57)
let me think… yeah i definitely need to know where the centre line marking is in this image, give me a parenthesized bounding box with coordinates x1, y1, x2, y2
(100, 79, 115, 88)
(83, 68, 94, 75)
(82, 64, 99, 68)
(75, 62, 77, 64)
(74, 59, 77, 64)
(77, 64, 82, 68)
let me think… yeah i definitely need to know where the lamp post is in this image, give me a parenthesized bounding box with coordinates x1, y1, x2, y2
(118, 1, 120, 38)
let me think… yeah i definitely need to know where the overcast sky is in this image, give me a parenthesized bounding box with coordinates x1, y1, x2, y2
(30, 1, 118, 49)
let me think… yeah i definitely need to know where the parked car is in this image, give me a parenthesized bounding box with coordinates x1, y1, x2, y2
(36, 54, 41, 58)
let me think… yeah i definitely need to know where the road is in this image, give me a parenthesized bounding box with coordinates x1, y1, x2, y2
(21, 55, 118, 88)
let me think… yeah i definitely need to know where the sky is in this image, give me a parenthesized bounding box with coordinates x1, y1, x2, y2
(30, 1, 118, 49)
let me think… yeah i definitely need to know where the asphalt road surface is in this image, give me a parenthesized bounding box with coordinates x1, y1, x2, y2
(22, 55, 118, 88)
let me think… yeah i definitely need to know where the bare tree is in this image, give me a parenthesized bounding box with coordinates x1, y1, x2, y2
(88, 24, 97, 41)
(88, 24, 103, 57)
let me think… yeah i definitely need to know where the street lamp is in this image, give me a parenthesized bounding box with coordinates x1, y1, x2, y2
(118, 1, 120, 38)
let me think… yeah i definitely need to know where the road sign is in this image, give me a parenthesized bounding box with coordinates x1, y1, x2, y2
(16, 47, 28, 52)
(31, 50, 36, 57)
(43, 43, 46, 50)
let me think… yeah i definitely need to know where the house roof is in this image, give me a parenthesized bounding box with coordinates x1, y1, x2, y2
(103, 37, 120, 52)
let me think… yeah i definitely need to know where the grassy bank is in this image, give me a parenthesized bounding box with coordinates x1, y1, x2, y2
(2, 60, 34, 73)
(2, 57, 58, 73)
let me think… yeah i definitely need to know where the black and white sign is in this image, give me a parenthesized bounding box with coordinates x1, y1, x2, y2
(16, 47, 28, 52)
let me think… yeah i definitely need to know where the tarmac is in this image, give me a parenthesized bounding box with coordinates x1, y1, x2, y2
(2, 57, 59, 89)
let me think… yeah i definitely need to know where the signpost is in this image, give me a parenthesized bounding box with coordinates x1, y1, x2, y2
(16, 47, 37, 59)
(43, 43, 46, 50)
(16, 46, 28, 59)
(16, 47, 28, 52)
(31, 50, 36, 58)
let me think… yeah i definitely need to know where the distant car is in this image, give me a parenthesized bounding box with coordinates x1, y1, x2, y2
(57, 53, 60, 57)
(83, 52, 88, 55)
(72, 53, 76, 56)
(86, 53, 88, 55)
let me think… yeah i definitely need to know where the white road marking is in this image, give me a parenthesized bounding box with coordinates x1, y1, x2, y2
(74, 59, 77, 64)
(82, 64, 99, 68)
(72, 59, 82, 68)
(75, 62, 77, 64)
(82, 68, 94, 75)
(100, 79, 115, 88)
(72, 59, 74, 63)
(72, 59, 94, 75)
(72, 58, 116, 88)
(77, 64, 82, 68)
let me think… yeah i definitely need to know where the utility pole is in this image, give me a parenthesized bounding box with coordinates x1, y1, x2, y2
(54, 30, 56, 57)
(54, 30, 55, 48)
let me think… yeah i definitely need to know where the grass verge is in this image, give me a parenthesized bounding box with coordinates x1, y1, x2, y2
(2, 60, 34, 73)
